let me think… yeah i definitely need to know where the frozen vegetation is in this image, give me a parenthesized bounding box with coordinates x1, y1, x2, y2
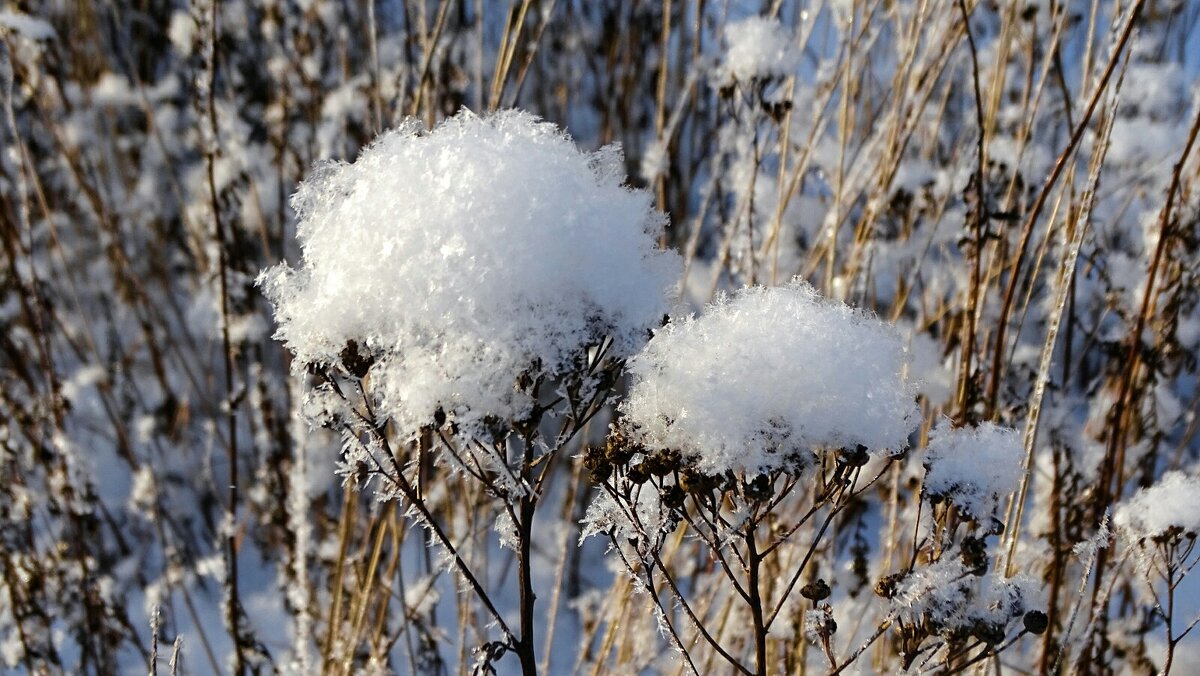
(1115, 471, 1200, 543)
(4, 1, 1200, 675)
(618, 281, 917, 475)
(717, 17, 802, 85)
(923, 422, 1023, 524)
(260, 109, 678, 443)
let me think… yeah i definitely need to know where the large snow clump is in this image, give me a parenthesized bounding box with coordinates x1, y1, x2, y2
(618, 281, 918, 475)
(260, 109, 680, 438)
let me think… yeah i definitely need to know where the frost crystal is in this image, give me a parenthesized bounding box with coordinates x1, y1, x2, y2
(261, 109, 680, 438)
(892, 556, 1034, 641)
(1114, 471, 1200, 541)
(923, 422, 1023, 522)
(619, 281, 917, 475)
(580, 484, 675, 551)
(717, 17, 801, 84)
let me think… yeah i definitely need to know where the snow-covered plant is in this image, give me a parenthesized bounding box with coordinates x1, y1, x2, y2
(872, 423, 1042, 672)
(888, 557, 1037, 667)
(924, 422, 1024, 530)
(1114, 472, 1200, 550)
(717, 17, 802, 87)
(262, 108, 679, 673)
(579, 282, 1056, 673)
(1113, 471, 1200, 673)
(582, 281, 925, 673)
(621, 280, 917, 474)
(261, 109, 678, 443)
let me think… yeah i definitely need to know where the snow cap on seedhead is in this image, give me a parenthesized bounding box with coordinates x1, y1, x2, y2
(618, 280, 918, 475)
(1114, 470, 1200, 542)
(260, 109, 680, 439)
(923, 422, 1023, 524)
(717, 17, 801, 84)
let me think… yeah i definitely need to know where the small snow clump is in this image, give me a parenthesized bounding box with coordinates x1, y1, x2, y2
(618, 280, 918, 475)
(260, 109, 680, 439)
(923, 422, 1023, 523)
(891, 556, 1035, 641)
(717, 17, 800, 84)
(1114, 471, 1200, 542)
(0, 11, 57, 41)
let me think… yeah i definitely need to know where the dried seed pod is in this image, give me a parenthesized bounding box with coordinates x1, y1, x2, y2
(626, 463, 651, 485)
(590, 461, 612, 483)
(604, 430, 635, 466)
(839, 444, 870, 468)
(960, 536, 989, 575)
(583, 446, 604, 470)
(783, 450, 817, 475)
(340, 340, 374, 378)
(679, 469, 703, 494)
(743, 473, 774, 501)
(645, 449, 682, 476)
(1023, 610, 1048, 635)
(662, 484, 685, 509)
(583, 447, 612, 483)
(801, 578, 831, 602)
(679, 469, 721, 495)
(874, 573, 905, 599)
(973, 621, 1006, 645)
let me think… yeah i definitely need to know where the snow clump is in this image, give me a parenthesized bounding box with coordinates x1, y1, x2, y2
(923, 422, 1023, 523)
(0, 11, 57, 41)
(1114, 471, 1200, 542)
(717, 17, 801, 84)
(618, 280, 918, 475)
(891, 556, 1036, 642)
(260, 109, 680, 439)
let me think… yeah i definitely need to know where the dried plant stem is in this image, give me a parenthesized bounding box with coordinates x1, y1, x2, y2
(1001, 49, 1127, 576)
(201, 1, 246, 671)
(953, 0, 988, 421)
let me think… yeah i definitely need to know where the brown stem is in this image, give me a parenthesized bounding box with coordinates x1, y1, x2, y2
(1040, 445, 1065, 674)
(745, 531, 768, 676)
(1164, 563, 1176, 676)
(202, 3, 245, 671)
(954, 0, 988, 423)
(516, 432, 539, 676)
